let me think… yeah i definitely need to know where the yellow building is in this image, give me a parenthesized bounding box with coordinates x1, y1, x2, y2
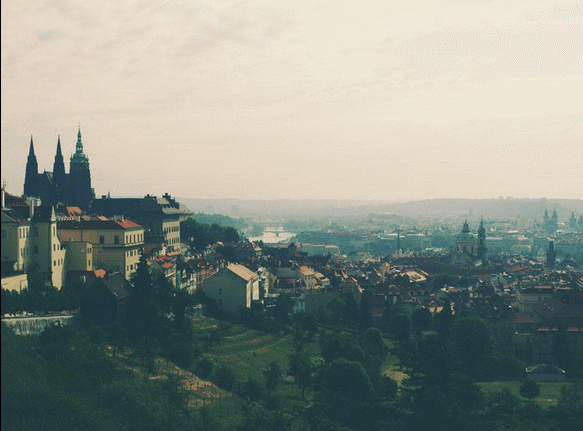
(63, 241, 94, 272)
(57, 217, 145, 280)
(1, 203, 66, 288)
(205, 263, 259, 314)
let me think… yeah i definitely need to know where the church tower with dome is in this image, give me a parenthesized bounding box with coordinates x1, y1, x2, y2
(451, 219, 487, 266)
(455, 220, 478, 255)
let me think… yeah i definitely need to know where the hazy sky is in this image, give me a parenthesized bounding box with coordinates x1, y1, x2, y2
(2, 0, 582, 201)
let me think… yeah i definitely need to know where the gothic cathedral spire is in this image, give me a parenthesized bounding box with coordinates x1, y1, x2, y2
(24, 136, 39, 197)
(52, 135, 66, 191)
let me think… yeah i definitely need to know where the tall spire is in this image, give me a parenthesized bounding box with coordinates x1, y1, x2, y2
(56, 135, 62, 156)
(76, 125, 83, 154)
(53, 135, 66, 189)
(28, 135, 35, 156)
(24, 135, 39, 197)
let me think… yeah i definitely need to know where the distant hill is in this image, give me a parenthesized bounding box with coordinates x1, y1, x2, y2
(177, 197, 583, 221)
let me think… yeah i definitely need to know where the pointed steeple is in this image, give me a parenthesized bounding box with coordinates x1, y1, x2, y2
(24, 135, 39, 197)
(477, 216, 487, 259)
(53, 135, 66, 189)
(56, 135, 63, 156)
(76, 126, 83, 154)
(28, 135, 36, 156)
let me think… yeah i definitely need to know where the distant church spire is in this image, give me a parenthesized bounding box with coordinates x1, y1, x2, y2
(477, 216, 487, 259)
(462, 219, 470, 233)
(52, 135, 66, 190)
(28, 135, 35, 156)
(24, 135, 39, 197)
(76, 125, 83, 154)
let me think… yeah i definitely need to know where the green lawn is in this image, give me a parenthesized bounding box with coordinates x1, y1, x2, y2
(191, 317, 319, 407)
(478, 380, 567, 406)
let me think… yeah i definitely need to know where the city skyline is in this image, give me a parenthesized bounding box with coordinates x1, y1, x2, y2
(2, 0, 582, 201)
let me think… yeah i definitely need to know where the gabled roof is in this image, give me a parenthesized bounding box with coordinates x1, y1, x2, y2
(299, 266, 315, 276)
(532, 297, 583, 322)
(227, 263, 259, 282)
(526, 364, 565, 375)
(91, 272, 131, 300)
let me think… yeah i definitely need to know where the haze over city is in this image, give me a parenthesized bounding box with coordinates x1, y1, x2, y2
(2, 0, 582, 201)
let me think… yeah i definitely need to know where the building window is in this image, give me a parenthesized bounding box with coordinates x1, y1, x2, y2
(34, 246, 38, 254)
(100, 236, 105, 244)
(88, 260, 91, 266)
(114, 235, 120, 244)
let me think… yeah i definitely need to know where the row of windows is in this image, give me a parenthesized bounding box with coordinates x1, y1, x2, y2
(126, 249, 141, 257)
(53, 258, 64, 266)
(20, 246, 41, 256)
(101, 233, 144, 245)
(164, 226, 179, 233)
(126, 233, 143, 243)
(168, 237, 180, 245)
(18, 227, 40, 238)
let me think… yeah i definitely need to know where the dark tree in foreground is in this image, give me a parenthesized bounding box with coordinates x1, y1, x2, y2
(289, 350, 312, 399)
(264, 361, 282, 395)
(520, 380, 540, 400)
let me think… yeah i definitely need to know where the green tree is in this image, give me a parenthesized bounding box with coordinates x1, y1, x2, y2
(433, 302, 454, 337)
(239, 376, 264, 401)
(389, 313, 411, 342)
(359, 290, 374, 332)
(361, 327, 388, 361)
(318, 358, 374, 400)
(519, 380, 540, 400)
(411, 307, 432, 332)
(450, 315, 494, 380)
(264, 361, 282, 395)
(289, 350, 312, 399)
(343, 293, 359, 329)
(274, 292, 295, 327)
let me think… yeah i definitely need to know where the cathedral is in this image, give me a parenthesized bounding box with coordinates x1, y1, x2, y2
(23, 127, 95, 210)
(451, 218, 487, 265)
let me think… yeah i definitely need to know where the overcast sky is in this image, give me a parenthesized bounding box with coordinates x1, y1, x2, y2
(1, 0, 582, 202)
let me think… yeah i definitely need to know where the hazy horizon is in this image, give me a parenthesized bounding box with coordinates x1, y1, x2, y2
(2, 0, 582, 201)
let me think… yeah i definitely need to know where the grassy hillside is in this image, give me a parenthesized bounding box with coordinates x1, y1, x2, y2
(192, 317, 320, 408)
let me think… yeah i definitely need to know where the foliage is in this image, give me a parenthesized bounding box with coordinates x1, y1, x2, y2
(263, 362, 282, 395)
(411, 307, 432, 332)
(213, 364, 237, 391)
(450, 315, 494, 380)
(389, 313, 411, 342)
(180, 218, 240, 251)
(0, 324, 206, 431)
(520, 380, 540, 399)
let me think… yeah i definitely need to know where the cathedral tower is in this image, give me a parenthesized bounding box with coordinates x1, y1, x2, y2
(477, 216, 487, 259)
(24, 136, 39, 197)
(52, 135, 67, 203)
(68, 127, 94, 210)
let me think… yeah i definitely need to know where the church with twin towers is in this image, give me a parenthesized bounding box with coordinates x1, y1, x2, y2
(24, 127, 95, 210)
